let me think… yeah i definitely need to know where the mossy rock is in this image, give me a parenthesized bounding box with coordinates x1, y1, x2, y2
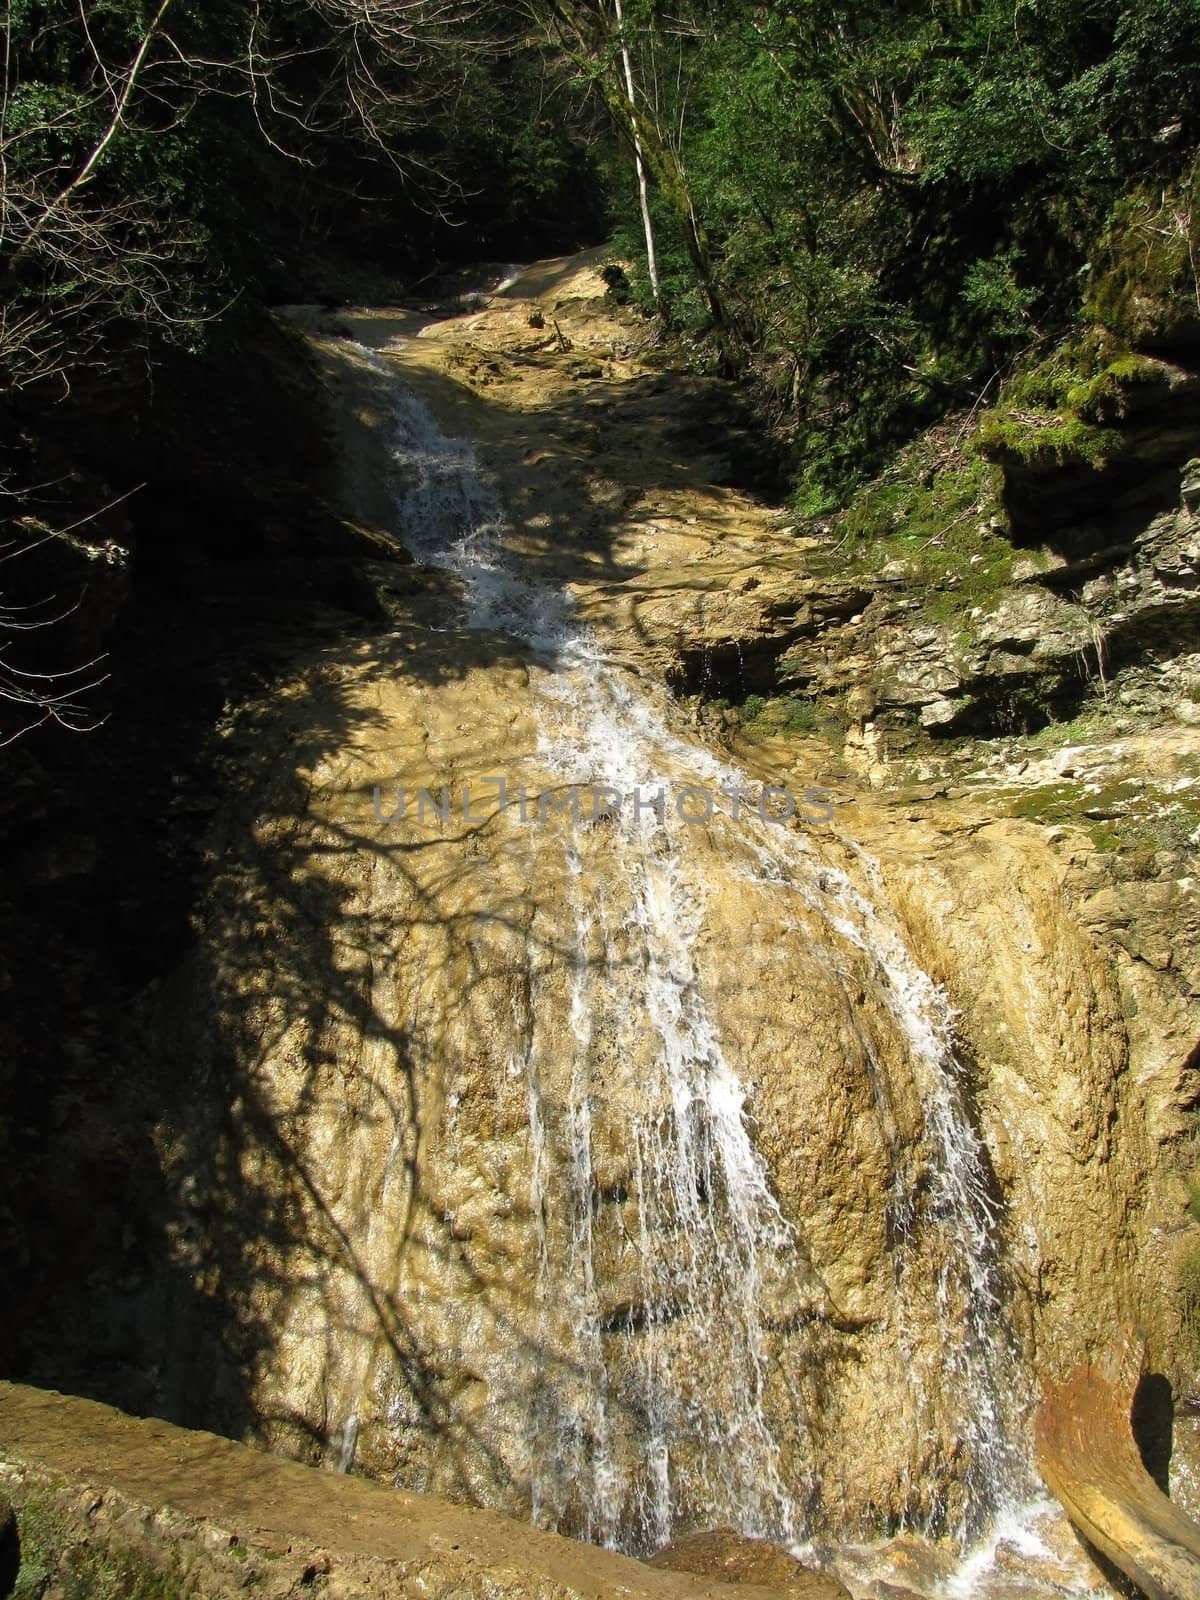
(13, 1490, 193, 1600)
(977, 411, 1123, 473)
(830, 442, 1024, 625)
(977, 338, 1132, 474)
(1066, 354, 1183, 425)
(975, 333, 1200, 531)
(1085, 159, 1200, 351)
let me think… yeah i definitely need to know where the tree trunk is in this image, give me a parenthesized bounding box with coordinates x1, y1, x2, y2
(612, 0, 660, 305)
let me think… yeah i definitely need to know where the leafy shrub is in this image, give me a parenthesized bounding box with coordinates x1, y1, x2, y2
(961, 251, 1037, 341)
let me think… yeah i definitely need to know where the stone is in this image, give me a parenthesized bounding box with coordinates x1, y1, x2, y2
(1055, 748, 1081, 776)
(15, 249, 1199, 1589)
(920, 696, 969, 729)
(646, 1529, 851, 1597)
(150, 276, 1184, 1550)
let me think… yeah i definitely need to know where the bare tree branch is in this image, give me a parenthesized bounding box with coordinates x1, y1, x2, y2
(17, 0, 175, 260)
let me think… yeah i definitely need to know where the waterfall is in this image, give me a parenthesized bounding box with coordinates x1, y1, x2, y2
(366, 342, 1030, 1552)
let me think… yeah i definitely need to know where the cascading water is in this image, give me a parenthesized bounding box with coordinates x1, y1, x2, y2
(356, 336, 1032, 1555)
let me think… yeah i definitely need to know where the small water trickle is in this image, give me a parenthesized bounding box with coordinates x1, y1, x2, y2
(337, 1412, 359, 1474)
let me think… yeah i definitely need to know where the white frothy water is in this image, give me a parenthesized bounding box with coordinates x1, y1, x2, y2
(941, 1498, 1058, 1598)
(370, 344, 1031, 1556)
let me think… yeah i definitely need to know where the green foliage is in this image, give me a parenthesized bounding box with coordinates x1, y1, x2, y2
(961, 251, 1037, 341)
(737, 692, 821, 736)
(571, 0, 1200, 506)
(599, 262, 632, 304)
(1084, 154, 1200, 344)
(0, 1, 604, 397)
(904, 0, 1200, 190)
(7, 0, 1200, 555)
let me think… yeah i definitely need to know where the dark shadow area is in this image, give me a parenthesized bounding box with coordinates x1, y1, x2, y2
(0, 1515, 18, 1600)
(146, 628, 592, 1480)
(929, 661, 1101, 740)
(1075, 1533, 1145, 1600)
(1132, 1370, 1176, 1495)
(0, 305, 409, 1413)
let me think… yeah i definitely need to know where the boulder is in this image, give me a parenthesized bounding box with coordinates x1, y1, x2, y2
(647, 1528, 852, 1598)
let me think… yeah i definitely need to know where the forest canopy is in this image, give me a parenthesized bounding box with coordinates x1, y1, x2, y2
(3, 0, 1197, 433)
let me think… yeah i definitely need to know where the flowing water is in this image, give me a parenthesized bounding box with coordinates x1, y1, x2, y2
(360, 338, 1036, 1564)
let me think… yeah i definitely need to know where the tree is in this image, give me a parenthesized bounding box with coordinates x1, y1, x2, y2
(0, 0, 532, 742)
(0, 508, 125, 746)
(611, 0, 659, 304)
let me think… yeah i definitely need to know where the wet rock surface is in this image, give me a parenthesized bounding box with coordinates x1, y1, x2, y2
(117, 257, 1177, 1593)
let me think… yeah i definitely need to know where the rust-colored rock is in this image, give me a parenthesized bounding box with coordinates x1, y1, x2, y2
(1036, 1332, 1200, 1599)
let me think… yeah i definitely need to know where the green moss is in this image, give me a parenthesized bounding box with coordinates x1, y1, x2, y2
(829, 441, 1021, 624)
(842, 448, 999, 546)
(813, 268, 1183, 632)
(1085, 157, 1200, 345)
(12, 1493, 58, 1600)
(1007, 782, 1085, 826)
(999, 765, 1200, 863)
(976, 411, 1123, 471)
(738, 692, 821, 735)
(15, 1491, 193, 1600)
(1024, 708, 1124, 749)
(973, 325, 1176, 473)
(1066, 353, 1168, 422)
